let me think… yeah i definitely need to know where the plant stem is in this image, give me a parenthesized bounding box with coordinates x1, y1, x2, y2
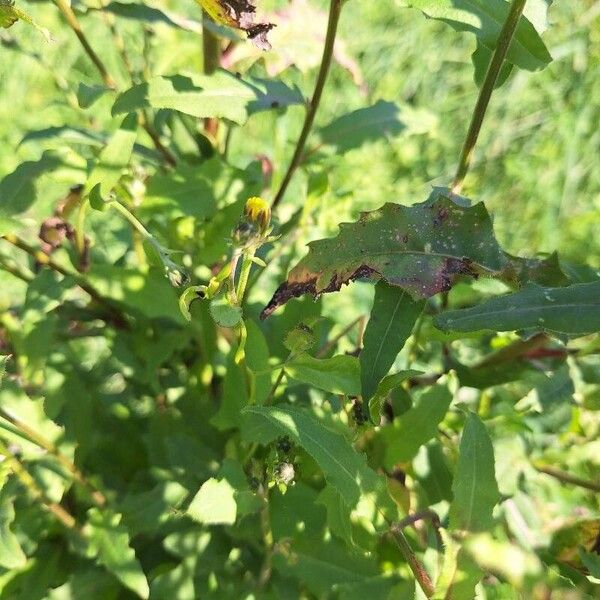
(0, 408, 106, 507)
(316, 315, 363, 358)
(389, 524, 435, 598)
(0, 438, 78, 530)
(533, 463, 600, 493)
(451, 0, 528, 194)
(235, 254, 254, 304)
(53, 0, 116, 89)
(202, 11, 221, 139)
(1, 234, 128, 329)
(271, 0, 343, 209)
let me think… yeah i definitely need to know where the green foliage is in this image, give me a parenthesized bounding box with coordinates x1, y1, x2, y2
(1, 0, 599, 597)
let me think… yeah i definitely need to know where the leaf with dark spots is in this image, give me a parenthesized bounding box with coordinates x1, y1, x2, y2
(262, 189, 509, 318)
(197, 0, 274, 50)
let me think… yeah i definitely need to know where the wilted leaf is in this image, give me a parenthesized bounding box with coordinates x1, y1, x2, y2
(436, 281, 600, 336)
(286, 353, 361, 396)
(196, 0, 274, 50)
(262, 189, 512, 318)
(361, 281, 424, 399)
(449, 413, 500, 533)
(187, 477, 237, 525)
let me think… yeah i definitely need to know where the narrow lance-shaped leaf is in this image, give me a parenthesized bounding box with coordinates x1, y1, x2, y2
(449, 412, 500, 533)
(0, 0, 53, 42)
(436, 281, 600, 336)
(361, 281, 424, 399)
(263, 189, 509, 318)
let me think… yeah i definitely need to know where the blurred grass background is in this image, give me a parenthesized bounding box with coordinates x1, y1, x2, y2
(1, 0, 599, 266)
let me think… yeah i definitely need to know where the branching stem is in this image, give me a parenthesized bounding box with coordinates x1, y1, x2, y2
(451, 0, 528, 194)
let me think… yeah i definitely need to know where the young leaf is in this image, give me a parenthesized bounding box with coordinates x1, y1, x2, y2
(187, 477, 237, 525)
(84, 113, 138, 205)
(83, 508, 150, 599)
(396, 0, 552, 71)
(382, 383, 453, 468)
(242, 404, 384, 507)
(436, 281, 600, 336)
(318, 100, 406, 153)
(209, 297, 243, 328)
(262, 189, 511, 317)
(449, 413, 500, 533)
(286, 353, 361, 396)
(360, 282, 424, 399)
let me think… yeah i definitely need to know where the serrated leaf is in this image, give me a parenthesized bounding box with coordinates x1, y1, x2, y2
(209, 297, 243, 328)
(242, 404, 384, 507)
(449, 413, 500, 533)
(84, 113, 138, 203)
(112, 71, 302, 124)
(286, 353, 360, 396)
(318, 100, 406, 152)
(361, 282, 424, 399)
(396, 0, 552, 71)
(382, 383, 453, 468)
(263, 189, 513, 318)
(436, 281, 600, 336)
(83, 508, 150, 599)
(187, 477, 237, 525)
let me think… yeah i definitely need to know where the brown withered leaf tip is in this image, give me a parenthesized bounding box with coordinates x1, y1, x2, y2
(216, 1, 275, 50)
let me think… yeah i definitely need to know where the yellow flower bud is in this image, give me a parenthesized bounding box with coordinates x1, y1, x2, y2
(244, 196, 271, 233)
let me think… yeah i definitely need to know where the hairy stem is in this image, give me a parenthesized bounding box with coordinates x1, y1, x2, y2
(451, 0, 528, 194)
(271, 0, 343, 209)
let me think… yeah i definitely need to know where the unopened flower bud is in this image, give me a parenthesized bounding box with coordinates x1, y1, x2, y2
(244, 196, 271, 234)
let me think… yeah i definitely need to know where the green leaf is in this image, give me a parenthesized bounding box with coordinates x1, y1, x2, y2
(210, 353, 249, 430)
(368, 370, 421, 423)
(77, 83, 112, 109)
(0, 0, 53, 42)
(449, 413, 500, 533)
(579, 547, 600, 580)
(316, 485, 353, 544)
(0, 490, 27, 569)
(209, 297, 243, 328)
(112, 71, 303, 124)
(318, 100, 406, 152)
(286, 353, 361, 396)
(84, 508, 150, 599)
(245, 319, 272, 404)
(436, 281, 600, 336)
(0, 151, 63, 216)
(361, 282, 424, 399)
(263, 188, 513, 317)
(187, 477, 237, 525)
(84, 113, 138, 204)
(396, 0, 552, 71)
(0, 354, 8, 386)
(242, 404, 384, 507)
(382, 383, 453, 468)
(433, 529, 483, 600)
